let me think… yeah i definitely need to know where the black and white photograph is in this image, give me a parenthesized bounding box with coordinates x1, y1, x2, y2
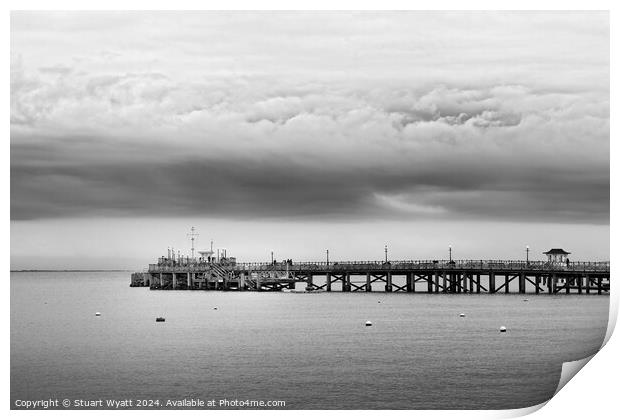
(9, 8, 612, 412)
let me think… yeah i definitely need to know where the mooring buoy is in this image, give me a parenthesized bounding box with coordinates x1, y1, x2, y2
(459, 313, 466, 317)
(365, 320, 373, 326)
(95, 312, 101, 316)
(500, 326, 507, 332)
(523, 299, 529, 302)
(213, 307, 218, 310)
(156, 317, 165, 322)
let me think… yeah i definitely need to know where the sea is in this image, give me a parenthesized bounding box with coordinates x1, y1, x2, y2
(10, 271, 609, 410)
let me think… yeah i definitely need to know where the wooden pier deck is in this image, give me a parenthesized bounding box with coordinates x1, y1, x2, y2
(130, 259, 610, 295)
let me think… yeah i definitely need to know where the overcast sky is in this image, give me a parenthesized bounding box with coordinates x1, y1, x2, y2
(10, 11, 609, 269)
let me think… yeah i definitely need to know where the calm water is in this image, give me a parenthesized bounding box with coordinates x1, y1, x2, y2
(11, 271, 609, 410)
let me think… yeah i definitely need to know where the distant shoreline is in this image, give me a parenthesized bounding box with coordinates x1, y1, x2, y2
(10, 269, 132, 273)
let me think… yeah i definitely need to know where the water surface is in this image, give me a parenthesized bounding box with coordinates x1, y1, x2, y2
(11, 272, 609, 409)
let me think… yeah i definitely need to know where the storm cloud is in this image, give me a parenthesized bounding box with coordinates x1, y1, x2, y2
(11, 11, 610, 224)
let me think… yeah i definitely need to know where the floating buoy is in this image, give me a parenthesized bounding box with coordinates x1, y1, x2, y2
(523, 299, 529, 302)
(213, 307, 218, 310)
(500, 326, 507, 332)
(156, 317, 165, 322)
(459, 313, 466, 317)
(365, 321, 373, 327)
(95, 312, 101, 316)
(378, 301, 381, 304)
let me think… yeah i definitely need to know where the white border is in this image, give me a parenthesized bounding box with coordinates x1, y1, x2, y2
(3, 2, 616, 420)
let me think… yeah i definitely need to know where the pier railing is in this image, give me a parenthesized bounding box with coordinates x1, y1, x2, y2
(148, 259, 610, 273)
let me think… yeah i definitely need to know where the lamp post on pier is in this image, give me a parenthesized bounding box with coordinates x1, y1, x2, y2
(385, 245, 388, 263)
(326, 249, 329, 265)
(449, 245, 452, 262)
(526, 246, 530, 264)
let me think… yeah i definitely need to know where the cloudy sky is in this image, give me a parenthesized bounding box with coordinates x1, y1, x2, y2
(10, 11, 609, 269)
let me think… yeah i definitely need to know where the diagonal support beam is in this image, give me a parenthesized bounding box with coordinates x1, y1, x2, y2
(493, 274, 519, 293)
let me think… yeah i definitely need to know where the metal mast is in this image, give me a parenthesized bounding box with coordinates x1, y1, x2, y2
(187, 226, 199, 259)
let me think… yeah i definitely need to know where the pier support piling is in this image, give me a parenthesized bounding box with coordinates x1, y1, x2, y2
(343, 273, 351, 292)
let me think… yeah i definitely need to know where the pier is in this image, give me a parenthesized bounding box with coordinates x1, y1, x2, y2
(131, 259, 610, 295)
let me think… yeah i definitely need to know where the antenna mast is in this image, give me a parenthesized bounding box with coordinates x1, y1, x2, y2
(187, 226, 199, 259)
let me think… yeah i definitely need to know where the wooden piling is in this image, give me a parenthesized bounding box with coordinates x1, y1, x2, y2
(366, 273, 372, 292)
(549, 273, 557, 294)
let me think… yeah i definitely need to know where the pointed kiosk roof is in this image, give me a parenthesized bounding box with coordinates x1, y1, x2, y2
(543, 248, 571, 255)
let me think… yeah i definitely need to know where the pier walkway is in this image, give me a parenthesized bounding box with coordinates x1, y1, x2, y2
(131, 259, 610, 295)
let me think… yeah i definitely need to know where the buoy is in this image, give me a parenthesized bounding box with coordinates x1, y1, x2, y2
(213, 307, 218, 310)
(523, 299, 529, 302)
(156, 317, 165, 322)
(500, 326, 507, 332)
(459, 313, 466, 317)
(365, 321, 373, 327)
(378, 301, 381, 304)
(95, 312, 101, 316)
